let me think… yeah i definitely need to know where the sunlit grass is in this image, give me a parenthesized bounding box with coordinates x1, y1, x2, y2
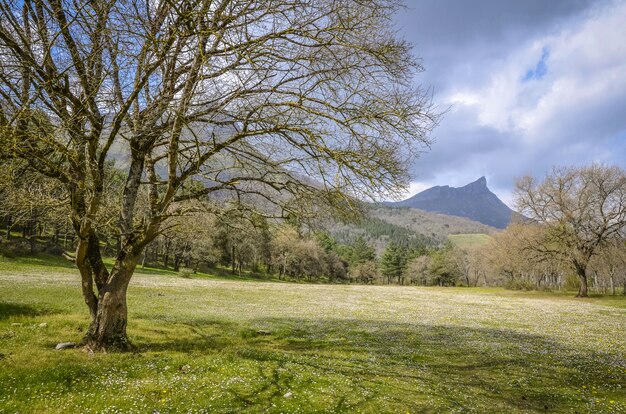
(0, 256, 625, 413)
(447, 233, 493, 248)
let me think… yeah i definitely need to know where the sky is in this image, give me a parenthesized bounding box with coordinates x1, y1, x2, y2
(394, 0, 626, 207)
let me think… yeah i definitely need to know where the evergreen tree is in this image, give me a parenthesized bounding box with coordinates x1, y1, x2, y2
(350, 236, 376, 265)
(429, 242, 462, 286)
(380, 242, 408, 284)
(316, 232, 338, 253)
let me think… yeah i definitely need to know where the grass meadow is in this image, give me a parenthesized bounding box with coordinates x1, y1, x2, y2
(447, 234, 493, 248)
(0, 255, 625, 413)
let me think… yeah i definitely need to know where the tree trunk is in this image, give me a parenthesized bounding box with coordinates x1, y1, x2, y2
(29, 220, 36, 254)
(163, 240, 171, 268)
(610, 274, 615, 296)
(577, 273, 589, 297)
(71, 227, 143, 352)
(231, 245, 236, 274)
(84, 284, 130, 351)
(5, 216, 12, 241)
(573, 260, 589, 298)
(82, 257, 137, 351)
(63, 222, 68, 248)
(173, 255, 181, 271)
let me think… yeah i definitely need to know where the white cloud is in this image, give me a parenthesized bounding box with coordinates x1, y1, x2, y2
(402, 0, 626, 208)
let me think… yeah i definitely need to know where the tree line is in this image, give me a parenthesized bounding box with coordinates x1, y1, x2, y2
(0, 161, 436, 283)
(3, 162, 625, 297)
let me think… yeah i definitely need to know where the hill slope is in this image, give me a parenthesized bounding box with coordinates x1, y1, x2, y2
(368, 205, 496, 240)
(389, 177, 515, 229)
(328, 204, 497, 253)
(448, 233, 493, 249)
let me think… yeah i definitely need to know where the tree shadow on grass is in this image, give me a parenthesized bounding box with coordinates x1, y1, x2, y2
(2, 253, 77, 270)
(132, 318, 239, 353)
(0, 302, 61, 320)
(138, 317, 625, 413)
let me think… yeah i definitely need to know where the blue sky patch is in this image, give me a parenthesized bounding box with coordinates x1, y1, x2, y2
(523, 48, 550, 81)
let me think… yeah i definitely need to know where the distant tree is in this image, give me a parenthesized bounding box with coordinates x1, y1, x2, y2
(589, 241, 626, 295)
(270, 227, 335, 281)
(515, 165, 626, 297)
(252, 214, 273, 273)
(0, 160, 71, 251)
(380, 242, 408, 284)
(313, 232, 348, 282)
(429, 243, 462, 287)
(162, 210, 221, 273)
(326, 252, 349, 283)
(448, 246, 471, 287)
(316, 232, 338, 254)
(212, 211, 272, 275)
(271, 227, 299, 280)
(485, 223, 568, 290)
(405, 255, 432, 285)
(0, 0, 438, 350)
(350, 236, 377, 265)
(351, 260, 380, 284)
(464, 245, 490, 287)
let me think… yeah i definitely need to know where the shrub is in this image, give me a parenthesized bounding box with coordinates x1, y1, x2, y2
(179, 268, 194, 279)
(505, 278, 536, 291)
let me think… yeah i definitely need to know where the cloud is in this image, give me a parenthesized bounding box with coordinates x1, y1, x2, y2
(396, 0, 626, 208)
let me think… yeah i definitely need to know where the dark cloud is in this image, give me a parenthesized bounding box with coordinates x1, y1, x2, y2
(394, 0, 626, 207)
(399, 0, 592, 43)
(398, 0, 596, 90)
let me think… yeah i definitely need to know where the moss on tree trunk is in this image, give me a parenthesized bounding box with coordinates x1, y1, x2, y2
(83, 286, 132, 351)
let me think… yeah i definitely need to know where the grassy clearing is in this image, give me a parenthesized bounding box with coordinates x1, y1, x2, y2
(448, 233, 493, 248)
(0, 256, 625, 413)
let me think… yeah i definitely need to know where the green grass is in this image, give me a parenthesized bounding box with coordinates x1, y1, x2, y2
(0, 256, 625, 413)
(448, 233, 493, 248)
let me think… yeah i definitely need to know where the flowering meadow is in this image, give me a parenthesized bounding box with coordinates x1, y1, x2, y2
(0, 256, 624, 413)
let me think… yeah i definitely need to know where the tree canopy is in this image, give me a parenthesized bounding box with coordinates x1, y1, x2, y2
(0, 0, 438, 349)
(515, 165, 626, 297)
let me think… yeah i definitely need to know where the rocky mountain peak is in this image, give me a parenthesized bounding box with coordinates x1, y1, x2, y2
(460, 176, 489, 193)
(388, 177, 515, 229)
(466, 176, 487, 188)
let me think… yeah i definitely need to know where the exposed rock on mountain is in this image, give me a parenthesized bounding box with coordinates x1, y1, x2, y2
(389, 177, 515, 229)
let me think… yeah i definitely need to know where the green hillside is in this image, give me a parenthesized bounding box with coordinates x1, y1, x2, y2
(447, 233, 494, 248)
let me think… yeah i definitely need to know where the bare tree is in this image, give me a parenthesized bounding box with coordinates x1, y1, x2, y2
(515, 165, 626, 297)
(0, 160, 69, 248)
(465, 245, 487, 287)
(590, 241, 626, 295)
(405, 254, 431, 285)
(486, 223, 568, 290)
(0, 0, 437, 350)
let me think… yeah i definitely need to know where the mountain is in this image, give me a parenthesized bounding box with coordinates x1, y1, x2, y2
(389, 177, 516, 229)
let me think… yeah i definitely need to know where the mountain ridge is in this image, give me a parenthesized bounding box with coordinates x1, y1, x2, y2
(388, 177, 516, 229)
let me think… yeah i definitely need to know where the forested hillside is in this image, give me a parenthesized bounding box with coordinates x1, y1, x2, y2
(368, 205, 496, 239)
